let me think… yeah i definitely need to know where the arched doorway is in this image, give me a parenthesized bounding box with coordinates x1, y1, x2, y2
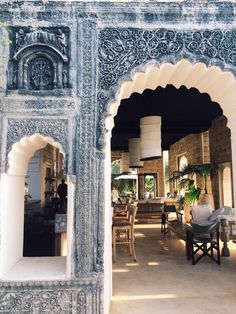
(102, 59, 236, 305)
(0, 133, 74, 280)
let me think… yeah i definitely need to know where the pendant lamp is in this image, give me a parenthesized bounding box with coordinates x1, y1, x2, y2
(120, 152, 131, 173)
(140, 116, 162, 160)
(129, 138, 144, 168)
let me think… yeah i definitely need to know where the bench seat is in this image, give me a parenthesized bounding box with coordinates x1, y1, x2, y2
(166, 220, 186, 240)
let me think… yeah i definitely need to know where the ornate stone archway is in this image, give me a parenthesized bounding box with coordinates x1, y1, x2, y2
(98, 30, 236, 313)
(97, 29, 236, 208)
(2, 1, 236, 313)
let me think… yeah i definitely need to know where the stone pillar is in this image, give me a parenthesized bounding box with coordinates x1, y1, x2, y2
(228, 121, 236, 208)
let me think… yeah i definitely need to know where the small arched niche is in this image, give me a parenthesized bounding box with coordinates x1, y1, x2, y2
(0, 134, 74, 281)
(8, 27, 70, 92)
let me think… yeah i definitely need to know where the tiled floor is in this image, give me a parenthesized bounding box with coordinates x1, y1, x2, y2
(111, 223, 236, 314)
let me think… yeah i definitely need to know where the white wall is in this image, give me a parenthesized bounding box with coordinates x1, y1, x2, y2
(66, 175, 75, 277)
(0, 173, 25, 277)
(103, 131, 113, 314)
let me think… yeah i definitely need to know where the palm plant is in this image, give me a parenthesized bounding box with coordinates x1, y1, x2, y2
(144, 176, 155, 192)
(169, 163, 217, 205)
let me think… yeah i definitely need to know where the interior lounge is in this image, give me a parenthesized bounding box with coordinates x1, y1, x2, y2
(110, 82, 236, 313)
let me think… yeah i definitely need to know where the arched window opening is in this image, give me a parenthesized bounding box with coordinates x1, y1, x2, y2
(24, 144, 67, 257)
(0, 134, 73, 281)
(219, 164, 233, 208)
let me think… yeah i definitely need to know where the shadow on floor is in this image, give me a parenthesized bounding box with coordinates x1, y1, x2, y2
(111, 223, 236, 314)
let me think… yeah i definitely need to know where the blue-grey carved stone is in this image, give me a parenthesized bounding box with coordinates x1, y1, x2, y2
(98, 28, 236, 93)
(75, 19, 98, 276)
(2, 1, 236, 314)
(8, 27, 70, 92)
(7, 118, 68, 157)
(0, 290, 73, 312)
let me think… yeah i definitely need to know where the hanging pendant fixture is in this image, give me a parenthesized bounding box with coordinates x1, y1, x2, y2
(140, 116, 162, 160)
(129, 138, 144, 168)
(119, 152, 131, 173)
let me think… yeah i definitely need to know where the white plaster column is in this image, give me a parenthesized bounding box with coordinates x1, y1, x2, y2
(227, 119, 236, 207)
(103, 123, 113, 314)
(0, 173, 25, 278)
(66, 174, 76, 277)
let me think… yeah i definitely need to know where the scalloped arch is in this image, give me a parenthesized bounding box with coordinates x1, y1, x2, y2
(106, 59, 236, 131)
(7, 133, 64, 176)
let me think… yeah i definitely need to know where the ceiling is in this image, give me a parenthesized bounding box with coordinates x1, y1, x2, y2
(111, 84, 223, 151)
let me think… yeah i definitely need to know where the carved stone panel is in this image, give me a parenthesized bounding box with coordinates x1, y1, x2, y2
(6, 118, 69, 160)
(8, 27, 70, 93)
(28, 56, 54, 91)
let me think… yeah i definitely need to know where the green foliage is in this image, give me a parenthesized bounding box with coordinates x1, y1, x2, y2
(111, 160, 120, 175)
(169, 163, 217, 205)
(177, 195, 186, 210)
(187, 187, 201, 204)
(144, 176, 155, 192)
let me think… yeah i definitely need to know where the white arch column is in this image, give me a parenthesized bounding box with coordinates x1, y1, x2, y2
(0, 173, 25, 277)
(103, 118, 113, 314)
(227, 119, 236, 207)
(0, 133, 67, 279)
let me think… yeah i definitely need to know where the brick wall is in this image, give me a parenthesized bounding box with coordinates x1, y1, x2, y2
(138, 158, 164, 197)
(209, 115, 232, 209)
(168, 133, 205, 194)
(209, 116, 231, 164)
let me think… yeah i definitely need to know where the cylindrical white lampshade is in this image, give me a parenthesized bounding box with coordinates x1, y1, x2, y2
(140, 116, 162, 160)
(129, 138, 144, 168)
(120, 152, 131, 173)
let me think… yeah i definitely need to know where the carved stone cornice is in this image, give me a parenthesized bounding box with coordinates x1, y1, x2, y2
(6, 118, 68, 157)
(98, 28, 236, 93)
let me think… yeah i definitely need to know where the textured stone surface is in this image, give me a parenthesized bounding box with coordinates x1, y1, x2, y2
(1, 1, 236, 313)
(209, 116, 232, 209)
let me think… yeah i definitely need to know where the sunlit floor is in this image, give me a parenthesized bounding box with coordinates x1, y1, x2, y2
(111, 223, 236, 314)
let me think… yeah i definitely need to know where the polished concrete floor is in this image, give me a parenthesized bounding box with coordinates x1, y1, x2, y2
(111, 223, 236, 314)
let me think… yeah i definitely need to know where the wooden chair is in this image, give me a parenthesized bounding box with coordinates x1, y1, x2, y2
(113, 204, 128, 220)
(186, 222, 220, 265)
(112, 204, 138, 262)
(161, 204, 183, 235)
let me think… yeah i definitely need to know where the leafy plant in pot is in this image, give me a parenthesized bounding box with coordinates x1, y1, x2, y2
(169, 163, 217, 221)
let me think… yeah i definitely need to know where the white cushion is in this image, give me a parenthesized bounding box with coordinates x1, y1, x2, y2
(209, 206, 233, 222)
(191, 204, 213, 222)
(191, 219, 214, 226)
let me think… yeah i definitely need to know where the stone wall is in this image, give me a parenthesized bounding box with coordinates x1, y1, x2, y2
(1, 1, 236, 313)
(168, 133, 204, 193)
(111, 150, 165, 197)
(209, 115, 232, 209)
(209, 116, 232, 164)
(138, 159, 164, 197)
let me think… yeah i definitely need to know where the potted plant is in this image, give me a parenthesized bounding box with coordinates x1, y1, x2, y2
(169, 163, 217, 221)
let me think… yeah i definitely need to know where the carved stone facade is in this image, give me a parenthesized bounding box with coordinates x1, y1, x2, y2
(1, 1, 236, 313)
(8, 27, 70, 94)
